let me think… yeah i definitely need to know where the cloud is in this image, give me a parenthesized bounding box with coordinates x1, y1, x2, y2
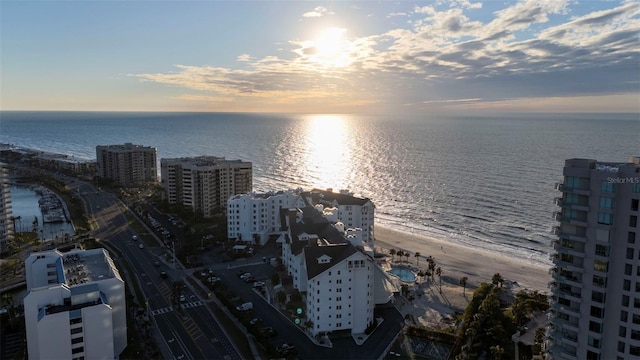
(302, 6, 333, 18)
(134, 0, 640, 113)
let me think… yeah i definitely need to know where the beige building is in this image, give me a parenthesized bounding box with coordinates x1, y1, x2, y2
(548, 156, 640, 359)
(161, 156, 252, 217)
(96, 143, 157, 186)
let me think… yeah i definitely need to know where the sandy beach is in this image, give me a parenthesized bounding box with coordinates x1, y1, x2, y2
(374, 225, 551, 293)
(373, 225, 552, 328)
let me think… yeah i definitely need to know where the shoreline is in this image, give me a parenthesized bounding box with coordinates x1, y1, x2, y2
(374, 225, 551, 293)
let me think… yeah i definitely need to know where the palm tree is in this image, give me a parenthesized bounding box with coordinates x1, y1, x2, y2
(459, 276, 468, 296)
(389, 248, 396, 262)
(417, 270, 425, 285)
(414, 252, 421, 266)
(396, 250, 404, 262)
(492, 273, 504, 288)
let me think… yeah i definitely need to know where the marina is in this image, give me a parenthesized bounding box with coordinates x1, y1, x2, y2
(9, 185, 75, 241)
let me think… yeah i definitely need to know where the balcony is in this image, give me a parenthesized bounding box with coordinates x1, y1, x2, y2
(555, 197, 563, 207)
(555, 183, 564, 191)
(553, 211, 563, 222)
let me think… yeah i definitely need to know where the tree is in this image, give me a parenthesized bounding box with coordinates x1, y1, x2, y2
(492, 273, 504, 288)
(404, 251, 410, 263)
(396, 250, 404, 262)
(459, 276, 468, 296)
(414, 251, 421, 266)
(389, 248, 396, 262)
(417, 270, 425, 285)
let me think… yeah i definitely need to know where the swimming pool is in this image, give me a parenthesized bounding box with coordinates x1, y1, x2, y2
(387, 267, 416, 282)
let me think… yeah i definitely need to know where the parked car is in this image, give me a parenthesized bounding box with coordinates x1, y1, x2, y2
(154, 261, 161, 267)
(208, 277, 221, 283)
(253, 281, 266, 288)
(249, 317, 262, 326)
(239, 272, 252, 280)
(179, 294, 186, 302)
(236, 302, 253, 311)
(139, 244, 144, 249)
(132, 235, 138, 241)
(160, 271, 168, 279)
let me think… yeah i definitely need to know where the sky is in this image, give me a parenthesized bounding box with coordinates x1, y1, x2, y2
(1, 0, 639, 114)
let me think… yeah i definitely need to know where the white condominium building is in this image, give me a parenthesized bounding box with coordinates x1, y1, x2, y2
(0, 163, 13, 255)
(548, 157, 640, 360)
(24, 249, 127, 360)
(280, 206, 377, 338)
(161, 156, 252, 217)
(302, 189, 376, 249)
(227, 190, 305, 245)
(96, 143, 157, 186)
(227, 188, 375, 249)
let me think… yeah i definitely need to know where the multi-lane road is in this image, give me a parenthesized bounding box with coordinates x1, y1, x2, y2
(72, 179, 242, 360)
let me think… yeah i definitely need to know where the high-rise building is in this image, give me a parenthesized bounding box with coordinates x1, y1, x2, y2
(96, 143, 157, 186)
(23, 248, 127, 360)
(161, 156, 252, 217)
(0, 162, 13, 255)
(548, 156, 640, 359)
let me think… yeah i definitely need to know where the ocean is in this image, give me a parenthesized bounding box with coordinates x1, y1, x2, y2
(1, 111, 638, 267)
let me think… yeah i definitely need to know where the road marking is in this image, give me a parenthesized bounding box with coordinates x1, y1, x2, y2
(151, 306, 174, 316)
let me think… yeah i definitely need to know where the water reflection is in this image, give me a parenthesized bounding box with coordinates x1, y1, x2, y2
(301, 114, 353, 190)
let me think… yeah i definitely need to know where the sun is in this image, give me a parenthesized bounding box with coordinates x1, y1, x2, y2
(310, 27, 351, 67)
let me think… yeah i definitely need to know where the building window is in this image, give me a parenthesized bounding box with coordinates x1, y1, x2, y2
(594, 260, 608, 272)
(590, 306, 604, 318)
(71, 347, 84, 354)
(631, 346, 640, 356)
(592, 291, 605, 303)
(600, 197, 614, 209)
(586, 351, 600, 360)
(627, 248, 635, 260)
(631, 216, 638, 227)
(622, 295, 630, 307)
(589, 321, 602, 333)
(598, 213, 613, 225)
(593, 275, 606, 288)
(630, 232, 637, 244)
(601, 181, 616, 193)
(625, 264, 633, 275)
(71, 337, 83, 344)
(595, 244, 609, 257)
(619, 326, 627, 337)
(71, 327, 82, 334)
(618, 342, 626, 353)
(632, 199, 639, 211)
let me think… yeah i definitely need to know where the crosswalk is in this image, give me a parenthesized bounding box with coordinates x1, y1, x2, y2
(150, 300, 204, 315)
(151, 306, 174, 316)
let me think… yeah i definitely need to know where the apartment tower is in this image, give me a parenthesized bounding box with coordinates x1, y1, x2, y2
(0, 163, 13, 255)
(23, 248, 127, 360)
(96, 143, 158, 186)
(161, 156, 252, 217)
(548, 156, 640, 359)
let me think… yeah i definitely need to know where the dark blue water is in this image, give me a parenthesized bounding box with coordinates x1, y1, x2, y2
(1, 111, 638, 265)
